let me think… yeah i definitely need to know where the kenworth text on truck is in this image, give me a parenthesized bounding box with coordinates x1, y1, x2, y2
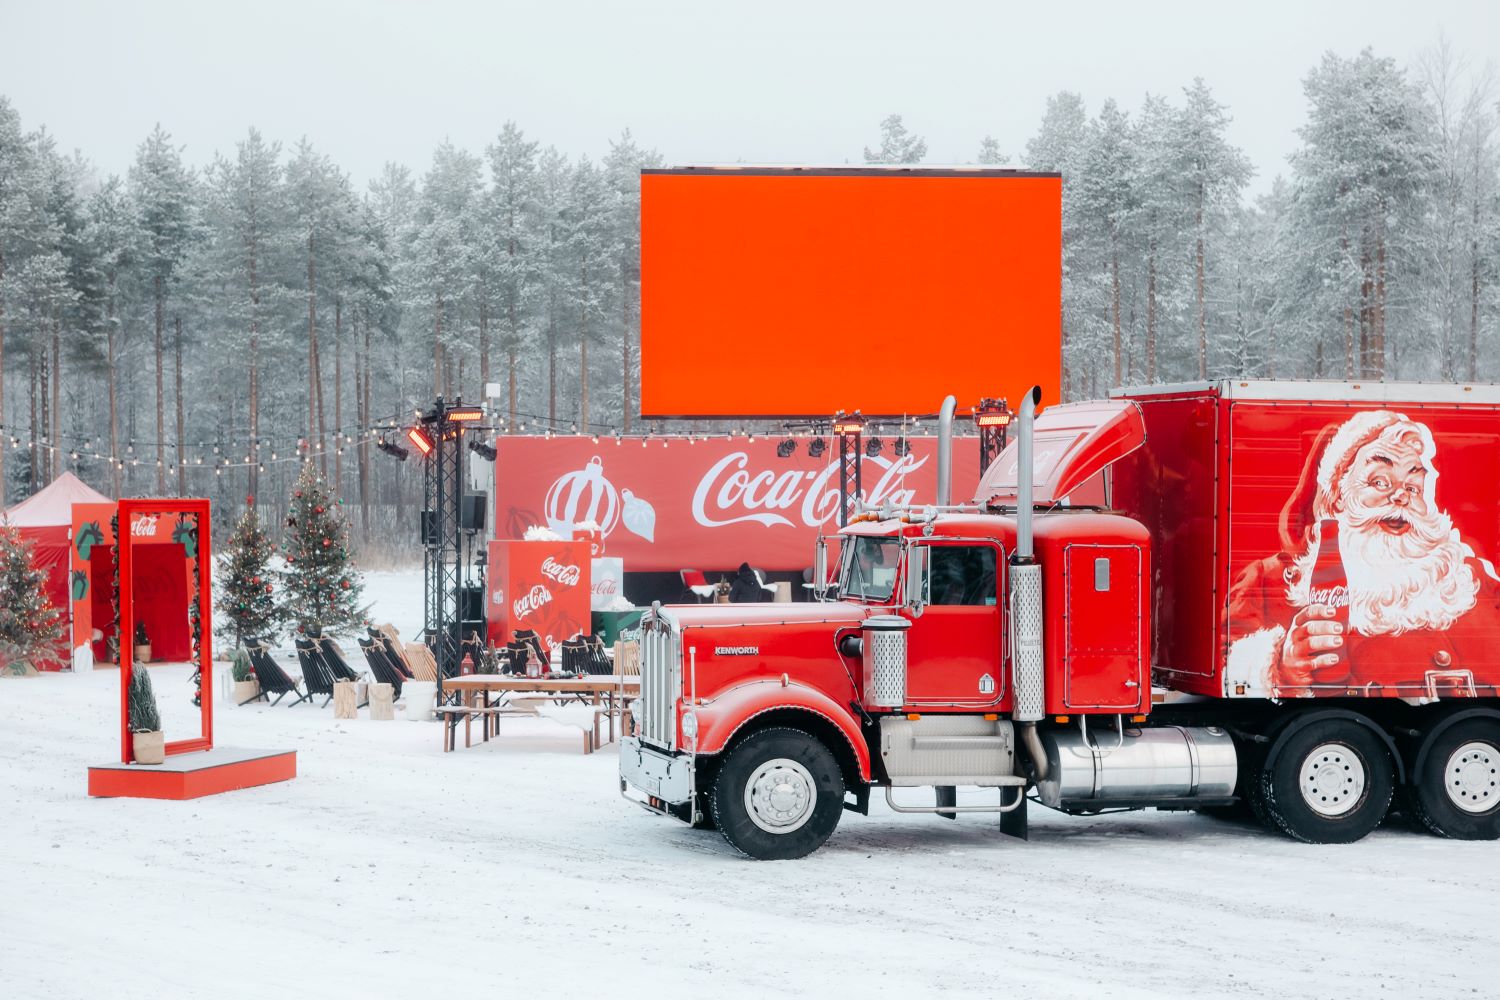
(619, 380, 1500, 859)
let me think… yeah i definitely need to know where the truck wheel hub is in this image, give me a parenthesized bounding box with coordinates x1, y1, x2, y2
(744, 758, 815, 834)
(1298, 742, 1365, 817)
(1444, 741, 1498, 814)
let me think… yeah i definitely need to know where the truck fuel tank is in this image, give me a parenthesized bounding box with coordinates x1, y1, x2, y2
(1035, 724, 1237, 810)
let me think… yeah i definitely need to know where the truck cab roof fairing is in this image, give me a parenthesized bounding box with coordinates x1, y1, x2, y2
(974, 400, 1146, 506)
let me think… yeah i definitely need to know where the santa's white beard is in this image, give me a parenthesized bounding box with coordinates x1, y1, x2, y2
(1288, 494, 1479, 635)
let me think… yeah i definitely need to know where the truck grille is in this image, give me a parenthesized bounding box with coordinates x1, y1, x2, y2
(638, 612, 682, 750)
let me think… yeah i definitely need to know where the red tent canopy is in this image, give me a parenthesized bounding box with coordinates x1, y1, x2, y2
(4, 473, 112, 616)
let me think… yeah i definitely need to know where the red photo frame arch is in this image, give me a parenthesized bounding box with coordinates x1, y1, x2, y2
(116, 498, 213, 763)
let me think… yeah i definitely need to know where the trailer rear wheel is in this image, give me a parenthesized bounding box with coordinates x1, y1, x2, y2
(1259, 719, 1393, 844)
(1405, 719, 1500, 840)
(711, 727, 844, 860)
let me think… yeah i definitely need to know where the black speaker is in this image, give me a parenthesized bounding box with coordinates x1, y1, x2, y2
(457, 585, 484, 622)
(420, 508, 438, 545)
(461, 493, 487, 532)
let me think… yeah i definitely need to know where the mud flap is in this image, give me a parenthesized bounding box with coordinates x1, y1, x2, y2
(1001, 791, 1029, 841)
(935, 785, 957, 820)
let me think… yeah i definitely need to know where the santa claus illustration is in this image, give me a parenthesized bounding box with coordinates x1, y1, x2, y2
(1226, 409, 1500, 699)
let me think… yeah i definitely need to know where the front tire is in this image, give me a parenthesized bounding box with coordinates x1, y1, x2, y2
(1405, 719, 1500, 840)
(1259, 718, 1394, 844)
(711, 727, 844, 860)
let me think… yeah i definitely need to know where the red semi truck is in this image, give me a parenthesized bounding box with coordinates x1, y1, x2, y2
(619, 380, 1500, 859)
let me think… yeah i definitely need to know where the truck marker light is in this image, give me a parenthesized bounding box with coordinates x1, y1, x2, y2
(1131, 715, 1148, 723)
(1055, 715, 1070, 724)
(984, 714, 998, 722)
(907, 713, 922, 721)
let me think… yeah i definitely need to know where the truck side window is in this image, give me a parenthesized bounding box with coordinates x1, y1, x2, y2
(927, 545, 997, 606)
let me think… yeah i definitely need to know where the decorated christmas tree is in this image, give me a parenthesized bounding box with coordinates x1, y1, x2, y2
(218, 505, 282, 647)
(0, 525, 66, 675)
(280, 465, 368, 634)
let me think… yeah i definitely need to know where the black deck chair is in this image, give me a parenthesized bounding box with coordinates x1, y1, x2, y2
(357, 636, 405, 700)
(248, 640, 311, 707)
(294, 637, 337, 708)
(315, 637, 369, 707)
(369, 626, 415, 680)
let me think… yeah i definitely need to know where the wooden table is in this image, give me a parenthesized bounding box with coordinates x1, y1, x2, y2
(438, 674, 641, 753)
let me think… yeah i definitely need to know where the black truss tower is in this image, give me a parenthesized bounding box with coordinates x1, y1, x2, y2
(836, 422, 863, 527)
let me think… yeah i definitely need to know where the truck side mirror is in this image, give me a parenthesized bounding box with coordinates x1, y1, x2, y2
(903, 544, 929, 618)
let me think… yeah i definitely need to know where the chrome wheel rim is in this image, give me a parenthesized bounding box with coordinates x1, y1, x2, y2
(1444, 741, 1499, 815)
(744, 758, 816, 834)
(1299, 742, 1366, 817)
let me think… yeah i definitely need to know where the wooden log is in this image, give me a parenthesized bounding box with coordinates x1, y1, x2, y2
(333, 681, 358, 719)
(369, 682, 395, 721)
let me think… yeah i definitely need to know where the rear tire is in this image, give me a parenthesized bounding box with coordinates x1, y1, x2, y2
(1259, 718, 1394, 844)
(1404, 719, 1500, 840)
(711, 727, 844, 860)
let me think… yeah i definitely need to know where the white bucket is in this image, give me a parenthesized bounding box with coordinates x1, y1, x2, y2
(404, 681, 437, 722)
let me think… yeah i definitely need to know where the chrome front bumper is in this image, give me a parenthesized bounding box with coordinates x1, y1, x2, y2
(619, 736, 694, 809)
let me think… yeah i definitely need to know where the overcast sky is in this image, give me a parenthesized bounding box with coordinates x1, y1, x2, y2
(1, 0, 1494, 198)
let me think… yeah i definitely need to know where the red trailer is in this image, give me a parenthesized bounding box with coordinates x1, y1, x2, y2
(619, 380, 1500, 858)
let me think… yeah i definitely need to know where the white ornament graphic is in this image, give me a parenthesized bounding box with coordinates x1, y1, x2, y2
(621, 488, 657, 543)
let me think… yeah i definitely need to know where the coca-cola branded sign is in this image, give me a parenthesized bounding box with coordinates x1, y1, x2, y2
(486, 539, 591, 653)
(497, 436, 978, 572)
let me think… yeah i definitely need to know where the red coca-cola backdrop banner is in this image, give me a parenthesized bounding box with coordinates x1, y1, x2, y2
(494, 436, 980, 572)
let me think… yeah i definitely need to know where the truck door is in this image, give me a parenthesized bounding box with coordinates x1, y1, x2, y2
(904, 541, 1004, 707)
(1062, 543, 1145, 710)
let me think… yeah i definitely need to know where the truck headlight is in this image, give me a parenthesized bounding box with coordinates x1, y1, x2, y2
(680, 709, 698, 741)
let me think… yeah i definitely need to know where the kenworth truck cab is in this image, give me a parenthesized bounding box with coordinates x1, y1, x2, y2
(620, 383, 1500, 859)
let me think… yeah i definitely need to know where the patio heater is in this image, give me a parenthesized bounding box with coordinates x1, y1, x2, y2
(974, 397, 1012, 477)
(832, 412, 864, 527)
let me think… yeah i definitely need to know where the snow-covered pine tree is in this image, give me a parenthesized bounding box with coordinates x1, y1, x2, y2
(864, 114, 928, 164)
(0, 524, 65, 674)
(219, 505, 281, 646)
(128, 662, 161, 732)
(280, 465, 366, 634)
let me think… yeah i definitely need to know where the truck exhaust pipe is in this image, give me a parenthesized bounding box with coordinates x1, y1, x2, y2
(936, 395, 956, 506)
(1010, 386, 1047, 779)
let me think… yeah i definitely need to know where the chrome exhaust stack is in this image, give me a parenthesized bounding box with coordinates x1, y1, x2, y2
(935, 395, 957, 507)
(1010, 386, 1047, 780)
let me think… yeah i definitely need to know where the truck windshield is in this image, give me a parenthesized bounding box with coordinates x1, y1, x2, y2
(840, 536, 899, 602)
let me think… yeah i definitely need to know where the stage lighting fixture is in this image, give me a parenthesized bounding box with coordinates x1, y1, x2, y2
(894, 436, 911, 457)
(833, 417, 864, 436)
(776, 438, 796, 459)
(468, 439, 497, 462)
(865, 437, 883, 457)
(808, 439, 827, 459)
(974, 398, 1012, 428)
(406, 426, 434, 456)
(446, 405, 484, 423)
(377, 438, 409, 462)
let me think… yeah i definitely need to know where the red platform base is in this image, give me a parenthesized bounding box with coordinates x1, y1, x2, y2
(88, 747, 297, 800)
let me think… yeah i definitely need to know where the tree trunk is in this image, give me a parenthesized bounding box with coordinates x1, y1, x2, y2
(547, 302, 557, 425)
(1471, 230, 1482, 381)
(360, 309, 372, 537)
(1110, 252, 1122, 387)
(50, 318, 60, 482)
(1145, 246, 1158, 382)
(29, 348, 38, 488)
(106, 271, 120, 498)
(1374, 222, 1387, 379)
(334, 296, 342, 493)
(506, 293, 519, 425)
(433, 294, 444, 400)
(0, 250, 6, 506)
(249, 237, 261, 502)
(621, 258, 632, 432)
(173, 316, 184, 494)
(479, 299, 490, 398)
(1195, 201, 1207, 379)
(154, 274, 166, 493)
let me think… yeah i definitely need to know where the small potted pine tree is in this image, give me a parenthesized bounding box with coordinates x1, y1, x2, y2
(129, 665, 164, 764)
(231, 646, 259, 705)
(133, 621, 151, 663)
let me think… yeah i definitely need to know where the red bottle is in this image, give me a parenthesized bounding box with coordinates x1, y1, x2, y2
(1307, 518, 1351, 682)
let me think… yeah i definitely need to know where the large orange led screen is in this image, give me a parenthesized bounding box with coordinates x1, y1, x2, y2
(640, 168, 1061, 419)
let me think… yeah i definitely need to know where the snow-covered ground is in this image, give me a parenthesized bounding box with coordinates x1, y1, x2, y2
(2, 571, 1495, 999)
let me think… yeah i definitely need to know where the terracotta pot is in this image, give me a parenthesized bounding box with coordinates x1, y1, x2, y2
(134, 644, 152, 664)
(233, 679, 260, 704)
(133, 730, 165, 765)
